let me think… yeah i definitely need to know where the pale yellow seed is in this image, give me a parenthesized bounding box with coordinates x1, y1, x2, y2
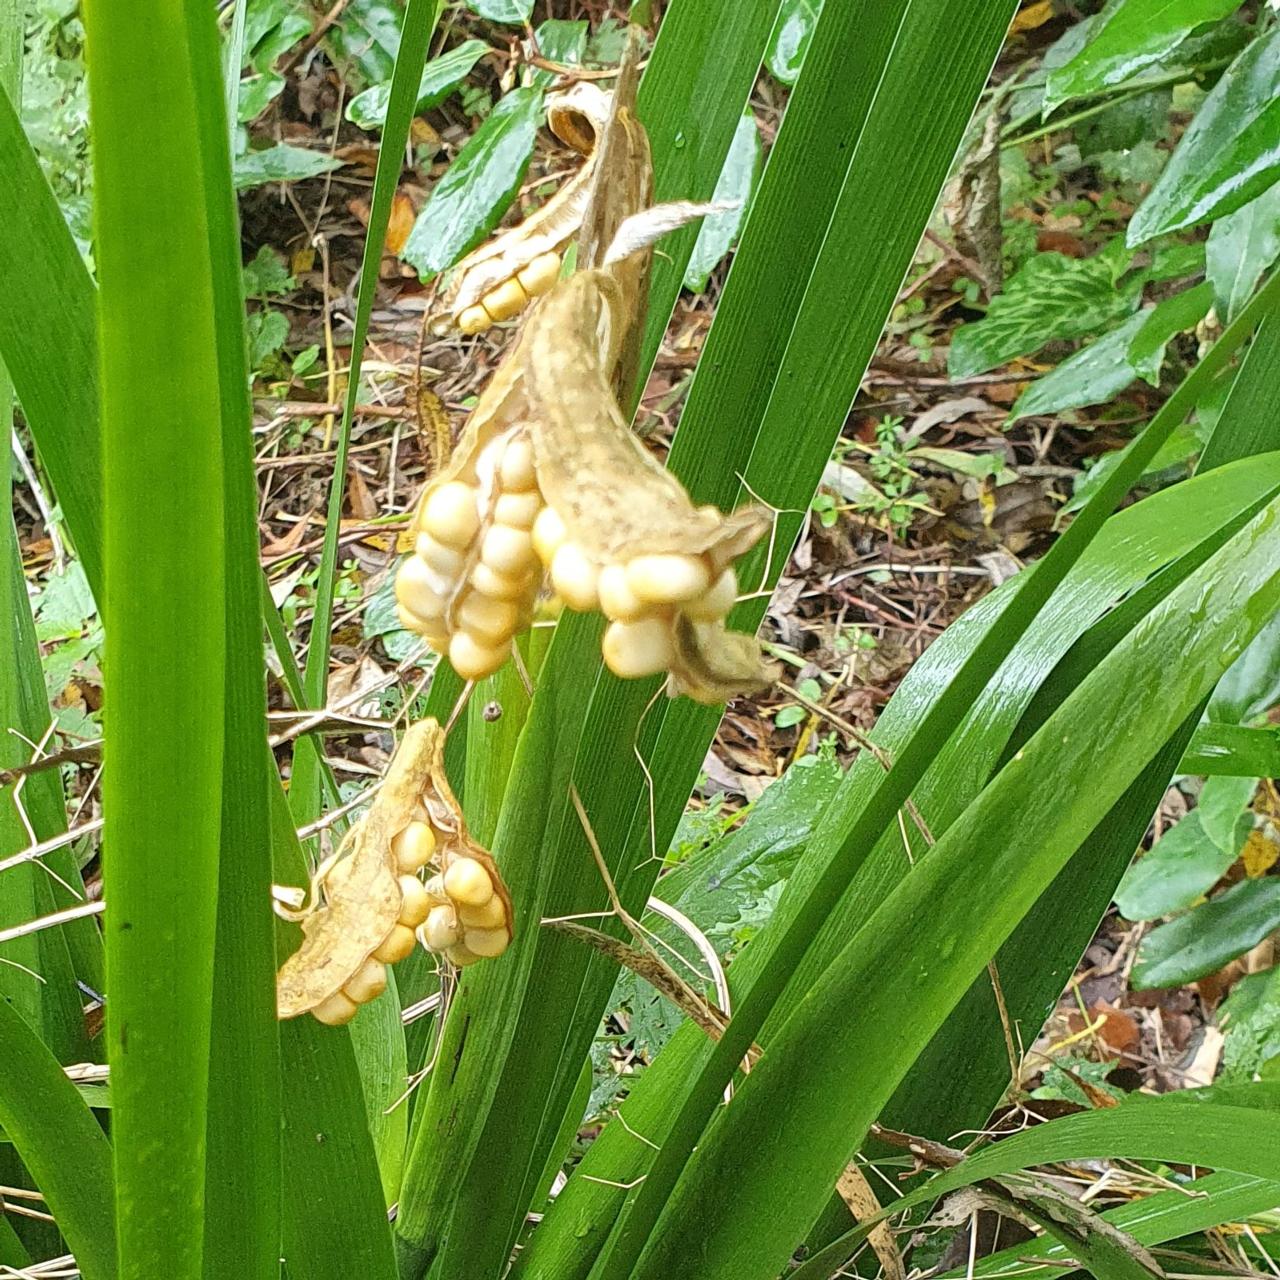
(625, 553, 711, 606)
(422, 481, 481, 548)
(531, 505, 567, 566)
(415, 533, 467, 579)
(458, 304, 490, 335)
(464, 926, 510, 959)
(391, 820, 436, 873)
(312, 990, 359, 1026)
(398, 874, 432, 928)
(421, 905, 461, 953)
(494, 490, 542, 530)
(602, 617, 676, 679)
(373, 924, 418, 964)
(456, 592, 519, 646)
(395, 555, 449, 622)
(482, 276, 530, 323)
(498, 436, 537, 492)
(550, 542, 599, 612)
(343, 957, 388, 1005)
(457, 896, 508, 929)
(448, 630, 509, 681)
(443, 857, 493, 907)
(681, 566, 739, 622)
(446, 943, 482, 967)
(424, 873, 449, 904)
(395, 602, 449, 650)
(470, 561, 532, 602)
(516, 250, 561, 298)
(597, 563, 647, 622)
(480, 524, 536, 577)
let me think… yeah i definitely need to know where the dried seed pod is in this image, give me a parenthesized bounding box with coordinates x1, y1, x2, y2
(494, 490, 542, 530)
(431, 83, 611, 335)
(276, 719, 515, 1022)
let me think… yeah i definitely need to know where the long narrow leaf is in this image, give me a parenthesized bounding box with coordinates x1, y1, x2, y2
(84, 1, 231, 1274)
(0, 998, 116, 1280)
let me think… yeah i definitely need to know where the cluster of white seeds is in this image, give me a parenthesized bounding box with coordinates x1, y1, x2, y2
(395, 433, 544, 682)
(532, 508, 739, 681)
(456, 251, 562, 335)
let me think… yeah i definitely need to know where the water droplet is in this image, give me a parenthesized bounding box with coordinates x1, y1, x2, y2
(674, 131, 687, 149)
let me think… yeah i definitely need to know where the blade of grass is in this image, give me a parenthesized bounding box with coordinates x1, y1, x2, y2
(594, 269, 1280, 1280)
(519, 451, 1280, 1279)
(85, 0, 232, 1273)
(797, 1088, 1280, 1280)
(184, 4, 282, 1277)
(0, 997, 116, 1280)
(289, 0, 442, 826)
(0, 25, 93, 1065)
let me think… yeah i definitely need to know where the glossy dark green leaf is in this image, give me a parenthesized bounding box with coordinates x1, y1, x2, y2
(765, 0, 822, 85)
(466, 0, 533, 25)
(400, 85, 543, 278)
(949, 242, 1138, 378)
(1114, 811, 1241, 920)
(0, 998, 116, 1280)
(327, 0, 403, 84)
(233, 142, 343, 189)
(526, 20, 588, 89)
(1009, 282, 1212, 423)
(683, 109, 761, 291)
(347, 38, 489, 130)
(1207, 181, 1280, 322)
(1045, 0, 1244, 114)
(1129, 27, 1280, 245)
(1132, 876, 1280, 989)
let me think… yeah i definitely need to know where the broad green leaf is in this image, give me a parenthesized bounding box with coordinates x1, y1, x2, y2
(400, 85, 543, 278)
(346, 38, 489, 130)
(1198, 772, 1258, 850)
(1220, 966, 1280, 1083)
(0, 998, 116, 1280)
(1045, 0, 1244, 114)
(466, 0, 533, 26)
(949, 243, 1139, 378)
(234, 141, 343, 189)
(765, 0, 822, 85)
(683, 109, 761, 292)
(1129, 27, 1280, 245)
(1133, 877, 1280, 988)
(1128, 279, 1215, 369)
(1206, 180, 1280, 322)
(1182, 722, 1280, 776)
(526, 20, 588, 89)
(1114, 811, 1240, 920)
(236, 71, 285, 122)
